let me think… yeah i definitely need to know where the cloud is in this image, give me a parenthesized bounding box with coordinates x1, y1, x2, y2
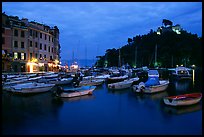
(2, 2, 202, 61)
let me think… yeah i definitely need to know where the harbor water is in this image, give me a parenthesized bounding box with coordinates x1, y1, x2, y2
(2, 69, 202, 135)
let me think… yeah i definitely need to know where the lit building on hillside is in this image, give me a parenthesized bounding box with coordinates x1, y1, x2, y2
(157, 19, 182, 35)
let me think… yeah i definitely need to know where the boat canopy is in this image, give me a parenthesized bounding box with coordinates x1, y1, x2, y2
(145, 77, 160, 87)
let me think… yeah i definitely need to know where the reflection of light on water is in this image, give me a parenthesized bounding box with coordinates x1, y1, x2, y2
(192, 69, 195, 86)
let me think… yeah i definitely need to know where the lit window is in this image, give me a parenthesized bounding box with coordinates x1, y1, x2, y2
(14, 52, 18, 59)
(21, 53, 24, 60)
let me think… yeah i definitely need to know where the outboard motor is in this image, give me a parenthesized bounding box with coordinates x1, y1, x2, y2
(135, 82, 145, 93)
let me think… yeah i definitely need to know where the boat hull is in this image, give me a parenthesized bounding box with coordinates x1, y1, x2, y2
(163, 98, 201, 106)
(108, 81, 132, 90)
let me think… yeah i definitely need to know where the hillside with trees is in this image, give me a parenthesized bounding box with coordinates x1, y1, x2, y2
(96, 27, 202, 68)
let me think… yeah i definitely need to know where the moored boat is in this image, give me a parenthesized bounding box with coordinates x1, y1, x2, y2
(170, 66, 192, 80)
(48, 77, 73, 85)
(132, 80, 169, 93)
(8, 82, 55, 94)
(108, 77, 139, 90)
(132, 70, 169, 93)
(107, 75, 129, 84)
(163, 93, 202, 106)
(95, 74, 110, 80)
(79, 79, 104, 86)
(56, 86, 96, 98)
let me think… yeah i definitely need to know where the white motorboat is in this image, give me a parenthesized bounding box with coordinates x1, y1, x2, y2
(79, 79, 104, 86)
(132, 70, 169, 93)
(108, 77, 139, 90)
(8, 82, 55, 94)
(171, 66, 192, 79)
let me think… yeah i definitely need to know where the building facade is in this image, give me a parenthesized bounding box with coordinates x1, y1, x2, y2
(2, 13, 61, 73)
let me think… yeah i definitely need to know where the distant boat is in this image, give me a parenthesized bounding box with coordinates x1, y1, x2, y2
(48, 77, 73, 85)
(43, 73, 59, 79)
(56, 86, 96, 98)
(163, 93, 202, 106)
(95, 74, 110, 80)
(108, 77, 139, 90)
(79, 79, 104, 86)
(70, 61, 79, 72)
(132, 70, 169, 93)
(171, 66, 192, 80)
(7, 82, 55, 94)
(107, 75, 129, 84)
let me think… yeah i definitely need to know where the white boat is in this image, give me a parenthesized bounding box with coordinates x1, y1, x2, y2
(3, 78, 29, 86)
(171, 66, 192, 79)
(3, 82, 33, 91)
(43, 73, 59, 79)
(108, 77, 139, 90)
(8, 82, 55, 94)
(95, 74, 110, 80)
(12, 76, 28, 81)
(82, 75, 95, 81)
(163, 93, 202, 106)
(48, 78, 73, 85)
(56, 86, 96, 98)
(79, 79, 104, 86)
(28, 76, 43, 81)
(132, 70, 169, 93)
(26, 73, 37, 78)
(132, 80, 169, 93)
(107, 75, 129, 84)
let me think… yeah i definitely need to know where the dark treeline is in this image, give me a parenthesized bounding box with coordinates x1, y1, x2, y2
(96, 29, 202, 68)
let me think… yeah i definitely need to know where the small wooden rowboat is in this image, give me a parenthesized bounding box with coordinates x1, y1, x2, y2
(163, 93, 202, 106)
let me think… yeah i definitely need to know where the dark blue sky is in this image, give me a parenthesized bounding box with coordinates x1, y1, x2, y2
(2, 2, 202, 61)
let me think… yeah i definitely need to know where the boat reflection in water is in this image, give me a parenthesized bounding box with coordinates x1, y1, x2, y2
(162, 102, 202, 115)
(59, 94, 96, 102)
(131, 91, 169, 105)
(143, 91, 168, 100)
(172, 79, 192, 94)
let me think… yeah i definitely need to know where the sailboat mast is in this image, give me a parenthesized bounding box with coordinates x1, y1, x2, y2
(85, 45, 87, 67)
(155, 44, 157, 66)
(135, 46, 137, 68)
(119, 48, 121, 67)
